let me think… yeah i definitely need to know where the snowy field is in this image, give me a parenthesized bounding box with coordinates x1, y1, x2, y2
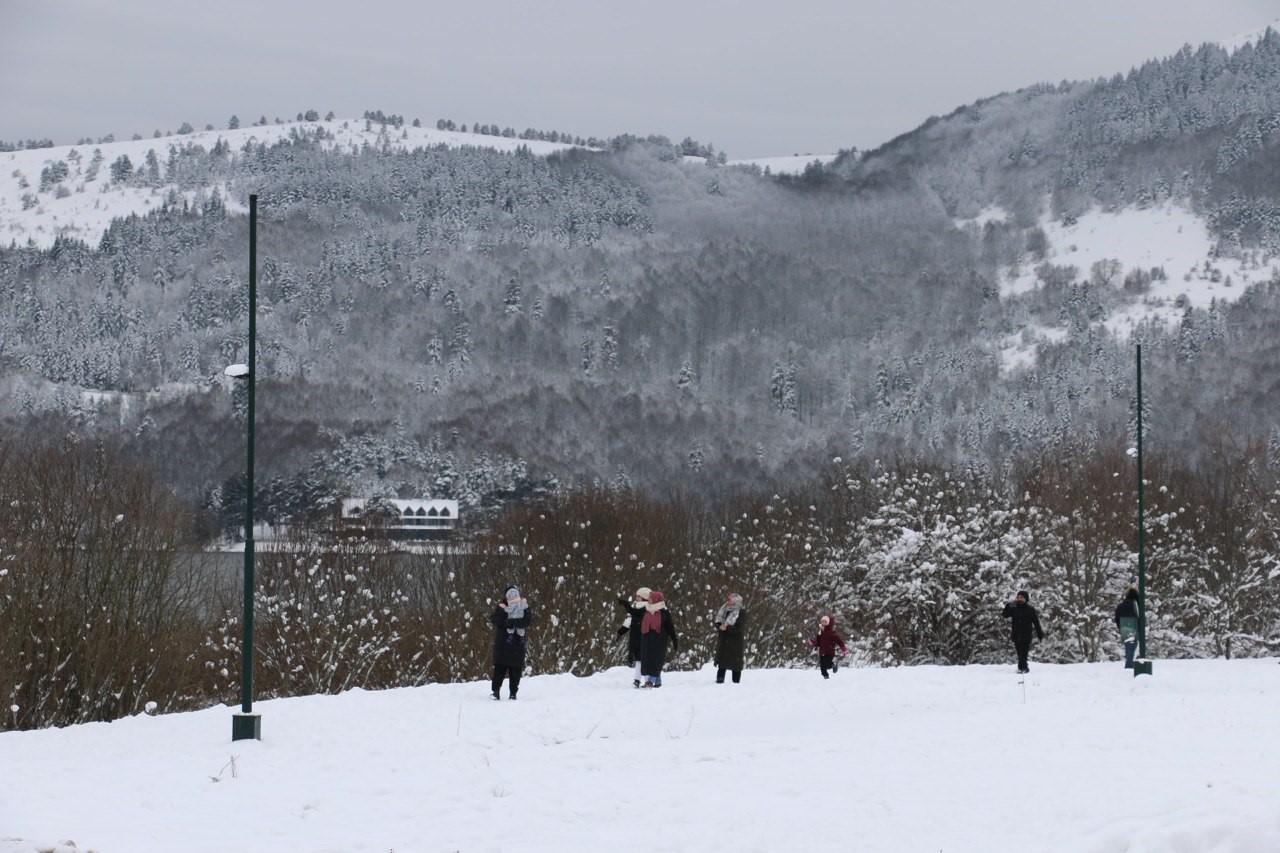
(2, 659, 1278, 853)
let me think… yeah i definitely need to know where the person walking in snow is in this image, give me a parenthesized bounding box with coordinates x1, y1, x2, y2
(490, 586, 532, 700)
(806, 615, 846, 679)
(713, 592, 746, 684)
(617, 586, 651, 688)
(639, 590, 678, 688)
(1001, 590, 1044, 674)
(1114, 586, 1141, 669)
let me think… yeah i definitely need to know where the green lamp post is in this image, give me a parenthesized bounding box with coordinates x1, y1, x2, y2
(229, 194, 262, 739)
(1133, 343, 1153, 677)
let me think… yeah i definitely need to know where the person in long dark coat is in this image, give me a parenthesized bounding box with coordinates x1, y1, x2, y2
(490, 586, 532, 700)
(713, 592, 746, 684)
(639, 590, 678, 688)
(1114, 586, 1141, 669)
(616, 586, 650, 688)
(1001, 590, 1044, 674)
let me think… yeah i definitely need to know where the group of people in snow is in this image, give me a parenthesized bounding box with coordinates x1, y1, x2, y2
(489, 583, 1145, 697)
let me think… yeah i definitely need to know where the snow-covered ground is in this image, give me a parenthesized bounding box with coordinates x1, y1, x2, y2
(2, 659, 1277, 852)
(0, 121, 587, 250)
(959, 203, 1280, 372)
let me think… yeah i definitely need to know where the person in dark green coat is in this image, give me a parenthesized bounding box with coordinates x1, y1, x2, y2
(1115, 586, 1141, 669)
(713, 592, 746, 683)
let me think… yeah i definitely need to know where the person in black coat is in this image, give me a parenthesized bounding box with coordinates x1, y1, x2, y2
(1114, 586, 1141, 669)
(713, 592, 746, 683)
(638, 590, 678, 688)
(616, 586, 651, 688)
(1001, 590, 1044, 674)
(490, 586, 532, 700)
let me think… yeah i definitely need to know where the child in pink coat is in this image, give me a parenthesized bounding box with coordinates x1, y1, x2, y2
(806, 615, 847, 679)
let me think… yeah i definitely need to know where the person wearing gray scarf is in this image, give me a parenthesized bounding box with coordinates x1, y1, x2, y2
(490, 586, 532, 699)
(503, 586, 528, 637)
(713, 593, 746, 683)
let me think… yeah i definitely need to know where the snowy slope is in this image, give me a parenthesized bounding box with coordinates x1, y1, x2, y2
(957, 203, 1280, 372)
(2, 660, 1278, 852)
(0, 120, 588, 250)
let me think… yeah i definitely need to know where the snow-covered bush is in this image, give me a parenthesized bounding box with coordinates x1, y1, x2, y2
(205, 539, 437, 699)
(832, 466, 1038, 665)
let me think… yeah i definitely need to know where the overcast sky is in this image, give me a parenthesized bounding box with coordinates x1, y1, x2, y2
(1, 1, 1276, 158)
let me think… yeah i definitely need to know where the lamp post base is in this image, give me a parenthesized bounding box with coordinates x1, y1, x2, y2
(232, 713, 262, 741)
(1132, 660, 1153, 677)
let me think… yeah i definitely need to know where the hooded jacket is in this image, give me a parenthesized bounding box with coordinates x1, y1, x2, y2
(1001, 597, 1044, 643)
(808, 618, 847, 657)
(1115, 589, 1141, 641)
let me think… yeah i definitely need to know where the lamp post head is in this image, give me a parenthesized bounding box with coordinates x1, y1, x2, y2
(224, 364, 250, 380)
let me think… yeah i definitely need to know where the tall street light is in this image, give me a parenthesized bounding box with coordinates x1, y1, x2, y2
(227, 194, 261, 739)
(1133, 343, 1153, 677)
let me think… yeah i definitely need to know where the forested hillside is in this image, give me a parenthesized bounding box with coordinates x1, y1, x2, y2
(6, 37, 1280, 732)
(3, 33, 1280, 533)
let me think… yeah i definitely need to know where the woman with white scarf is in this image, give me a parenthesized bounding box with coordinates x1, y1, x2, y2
(616, 587, 651, 688)
(490, 586, 532, 700)
(713, 592, 746, 683)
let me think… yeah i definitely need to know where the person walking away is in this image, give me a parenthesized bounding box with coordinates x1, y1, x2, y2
(639, 590, 678, 688)
(491, 586, 532, 700)
(617, 587, 651, 688)
(1001, 590, 1044, 674)
(1115, 586, 1141, 669)
(713, 593, 746, 683)
(806, 615, 846, 679)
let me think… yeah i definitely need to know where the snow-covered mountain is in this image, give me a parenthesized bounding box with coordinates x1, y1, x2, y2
(0, 119, 586, 250)
(6, 28, 1280, 508)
